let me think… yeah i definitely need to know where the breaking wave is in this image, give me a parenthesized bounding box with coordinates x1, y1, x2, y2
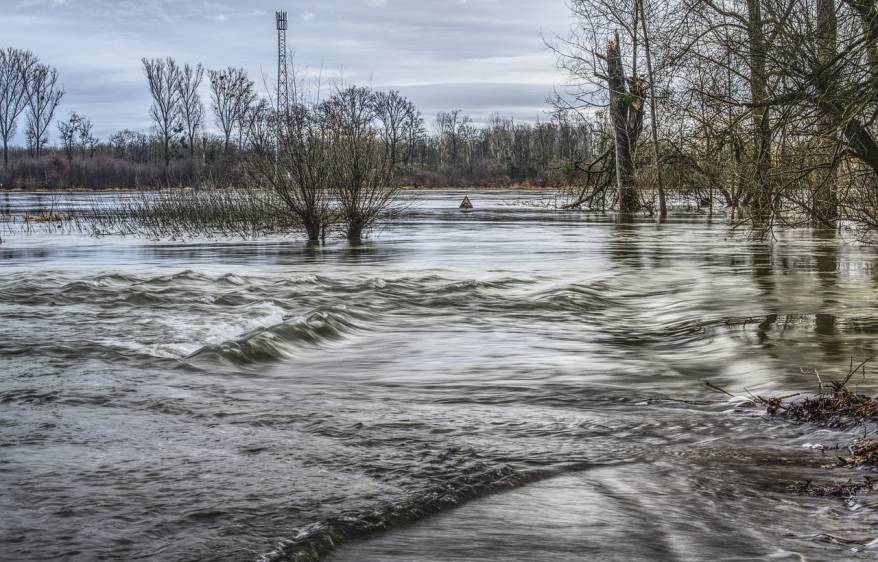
(187, 307, 365, 365)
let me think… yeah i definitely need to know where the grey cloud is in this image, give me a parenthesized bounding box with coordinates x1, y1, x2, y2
(394, 83, 556, 127)
(5, 0, 571, 143)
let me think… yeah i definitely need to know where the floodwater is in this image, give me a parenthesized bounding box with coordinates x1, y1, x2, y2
(2, 190, 878, 561)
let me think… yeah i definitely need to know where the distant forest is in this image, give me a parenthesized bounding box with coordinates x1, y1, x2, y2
(0, 48, 588, 191)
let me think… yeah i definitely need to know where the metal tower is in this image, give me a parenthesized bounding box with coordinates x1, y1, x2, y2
(276, 11, 289, 118)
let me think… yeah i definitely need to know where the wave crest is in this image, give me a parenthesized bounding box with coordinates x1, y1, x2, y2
(187, 307, 363, 365)
(258, 464, 541, 562)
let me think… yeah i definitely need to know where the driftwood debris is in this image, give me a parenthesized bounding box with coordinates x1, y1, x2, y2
(706, 357, 878, 499)
(706, 356, 877, 428)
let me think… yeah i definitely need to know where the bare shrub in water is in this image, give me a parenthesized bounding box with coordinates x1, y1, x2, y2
(322, 86, 406, 241)
(245, 98, 334, 242)
(245, 82, 409, 242)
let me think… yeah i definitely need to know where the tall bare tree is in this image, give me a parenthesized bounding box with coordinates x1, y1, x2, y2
(637, 0, 667, 220)
(208, 67, 254, 152)
(25, 63, 64, 157)
(58, 112, 78, 161)
(143, 57, 182, 169)
(374, 90, 420, 170)
(77, 114, 97, 158)
(235, 88, 256, 151)
(0, 48, 37, 168)
(746, 0, 772, 219)
(176, 62, 204, 160)
(813, 0, 839, 222)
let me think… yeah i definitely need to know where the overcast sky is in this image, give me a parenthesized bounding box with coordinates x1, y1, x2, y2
(5, 0, 572, 144)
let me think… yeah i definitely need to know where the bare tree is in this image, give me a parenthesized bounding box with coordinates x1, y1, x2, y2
(0, 48, 37, 168)
(142, 57, 182, 169)
(58, 112, 98, 160)
(244, 97, 276, 154)
(435, 110, 472, 167)
(323, 86, 404, 240)
(637, 0, 667, 220)
(235, 89, 257, 150)
(745, 0, 773, 220)
(208, 67, 254, 152)
(25, 63, 64, 157)
(77, 114, 97, 158)
(244, 80, 406, 242)
(58, 112, 78, 160)
(247, 92, 333, 242)
(813, 0, 839, 222)
(550, 0, 648, 213)
(374, 90, 420, 170)
(176, 62, 204, 159)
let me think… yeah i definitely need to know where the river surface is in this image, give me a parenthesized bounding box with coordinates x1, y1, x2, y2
(2, 190, 878, 561)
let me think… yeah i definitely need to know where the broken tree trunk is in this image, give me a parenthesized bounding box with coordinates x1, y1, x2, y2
(607, 31, 644, 214)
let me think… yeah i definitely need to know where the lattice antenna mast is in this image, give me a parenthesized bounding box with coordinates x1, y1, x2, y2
(276, 11, 290, 118)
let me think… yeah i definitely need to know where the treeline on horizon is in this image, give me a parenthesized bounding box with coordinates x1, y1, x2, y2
(0, 48, 589, 191)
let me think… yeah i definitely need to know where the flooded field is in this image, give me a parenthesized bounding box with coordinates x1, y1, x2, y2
(2, 190, 878, 560)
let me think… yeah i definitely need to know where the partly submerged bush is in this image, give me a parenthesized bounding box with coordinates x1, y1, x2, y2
(83, 186, 299, 239)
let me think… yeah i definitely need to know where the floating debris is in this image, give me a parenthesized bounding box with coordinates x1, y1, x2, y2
(765, 356, 878, 428)
(786, 477, 877, 498)
(707, 355, 878, 430)
(838, 439, 878, 467)
(707, 356, 878, 501)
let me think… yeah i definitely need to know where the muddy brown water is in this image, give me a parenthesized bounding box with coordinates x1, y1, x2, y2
(2, 190, 878, 560)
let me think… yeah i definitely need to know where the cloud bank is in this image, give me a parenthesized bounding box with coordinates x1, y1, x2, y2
(6, 0, 571, 143)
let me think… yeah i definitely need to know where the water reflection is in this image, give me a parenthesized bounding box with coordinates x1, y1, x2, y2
(607, 221, 641, 269)
(814, 229, 841, 359)
(750, 242, 775, 299)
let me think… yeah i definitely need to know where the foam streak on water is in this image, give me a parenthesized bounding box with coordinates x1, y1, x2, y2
(2, 191, 878, 561)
